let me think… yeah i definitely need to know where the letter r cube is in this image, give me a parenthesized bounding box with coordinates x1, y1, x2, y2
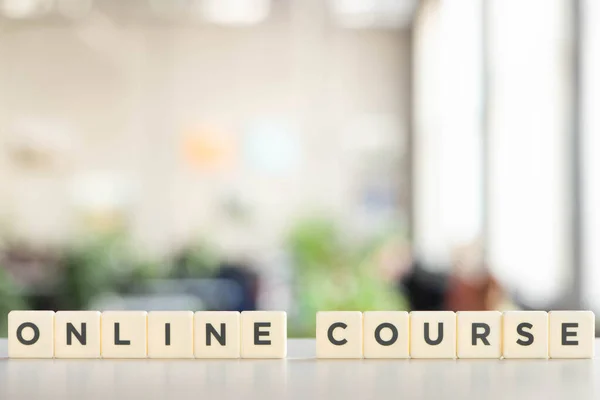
(457, 311, 502, 358)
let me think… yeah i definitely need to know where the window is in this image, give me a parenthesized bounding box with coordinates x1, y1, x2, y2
(581, 0, 600, 311)
(413, 0, 484, 268)
(486, 0, 573, 306)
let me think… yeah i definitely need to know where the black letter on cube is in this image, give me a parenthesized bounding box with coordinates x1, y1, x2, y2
(17, 322, 40, 346)
(114, 323, 131, 345)
(67, 323, 87, 346)
(561, 323, 578, 346)
(516, 322, 534, 346)
(327, 322, 348, 346)
(206, 323, 226, 346)
(424, 322, 444, 345)
(374, 323, 398, 346)
(471, 323, 490, 346)
(254, 322, 271, 345)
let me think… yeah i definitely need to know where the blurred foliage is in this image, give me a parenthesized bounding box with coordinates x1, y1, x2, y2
(0, 266, 28, 337)
(0, 231, 224, 337)
(55, 232, 164, 310)
(287, 217, 407, 337)
(171, 240, 221, 278)
(57, 233, 127, 309)
(0, 219, 409, 338)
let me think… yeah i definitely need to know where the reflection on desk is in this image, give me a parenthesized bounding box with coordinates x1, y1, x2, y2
(0, 339, 597, 400)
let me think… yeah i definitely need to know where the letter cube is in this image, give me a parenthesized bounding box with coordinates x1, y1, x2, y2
(363, 311, 409, 358)
(316, 311, 363, 358)
(101, 311, 148, 358)
(457, 311, 502, 359)
(240, 311, 287, 358)
(8, 310, 55, 358)
(549, 310, 595, 359)
(148, 311, 194, 359)
(195, 311, 241, 358)
(55, 311, 101, 358)
(502, 311, 548, 359)
(410, 311, 456, 358)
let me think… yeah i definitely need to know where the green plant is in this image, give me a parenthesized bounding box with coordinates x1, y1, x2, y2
(171, 239, 220, 278)
(55, 232, 145, 309)
(287, 217, 407, 337)
(0, 266, 28, 337)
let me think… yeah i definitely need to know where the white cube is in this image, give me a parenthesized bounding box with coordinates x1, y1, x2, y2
(549, 310, 595, 359)
(457, 311, 502, 359)
(55, 311, 101, 358)
(502, 311, 548, 359)
(148, 311, 194, 359)
(8, 310, 55, 358)
(363, 311, 409, 358)
(195, 311, 241, 358)
(240, 311, 287, 358)
(101, 311, 148, 358)
(410, 311, 456, 358)
(316, 311, 363, 359)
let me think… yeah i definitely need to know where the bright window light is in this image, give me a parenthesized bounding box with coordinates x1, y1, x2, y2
(487, 0, 572, 306)
(329, 0, 417, 29)
(0, 0, 52, 19)
(413, 0, 483, 268)
(581, 0, 600, 311)
(198, 0, 270, 26)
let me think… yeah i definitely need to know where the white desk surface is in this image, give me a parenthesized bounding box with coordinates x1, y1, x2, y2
(0, 338, 597, 400)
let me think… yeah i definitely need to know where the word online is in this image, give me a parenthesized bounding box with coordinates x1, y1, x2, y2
(7, 310, 594, 359)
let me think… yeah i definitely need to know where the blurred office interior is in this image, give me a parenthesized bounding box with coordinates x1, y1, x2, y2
(0, 0, 598, 337)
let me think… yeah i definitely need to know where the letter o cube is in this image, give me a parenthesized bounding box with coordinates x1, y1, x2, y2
(363, 311, 409, 358)
(8, 310, 55, 358)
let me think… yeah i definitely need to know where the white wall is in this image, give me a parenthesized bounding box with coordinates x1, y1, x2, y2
(0, 2, 411, 259)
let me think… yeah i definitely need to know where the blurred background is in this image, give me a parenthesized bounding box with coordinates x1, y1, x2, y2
(0, 0, 598, 337)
